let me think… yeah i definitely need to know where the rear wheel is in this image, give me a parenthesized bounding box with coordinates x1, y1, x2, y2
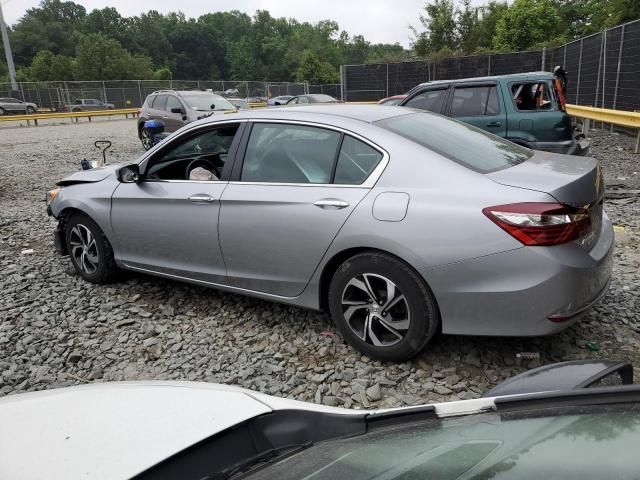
(328, 252, 439, 361)
(141, 127, 154, 150)
(0, 107, 5, 115)
(65, 214, 118, 283)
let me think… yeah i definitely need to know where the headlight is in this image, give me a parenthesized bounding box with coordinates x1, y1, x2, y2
(46, 188, 60, 206)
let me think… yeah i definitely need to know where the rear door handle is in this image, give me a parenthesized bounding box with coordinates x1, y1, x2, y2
(486, 121, 502, 127)
(314, 199, 350, 209)
(189, 194, 216, 204)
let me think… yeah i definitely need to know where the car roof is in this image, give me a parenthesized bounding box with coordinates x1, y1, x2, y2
(201, 104, 413, 125)
(417, 71, 555, 87)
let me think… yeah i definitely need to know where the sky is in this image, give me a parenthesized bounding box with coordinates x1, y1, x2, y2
(1, 0, 448, 48)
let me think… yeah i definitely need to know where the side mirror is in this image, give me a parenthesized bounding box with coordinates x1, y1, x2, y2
(171, 107, 184, 114)
(117, 164, 141, 183)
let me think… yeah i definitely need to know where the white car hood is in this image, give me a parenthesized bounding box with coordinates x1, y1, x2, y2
(0, 382, 352, 480)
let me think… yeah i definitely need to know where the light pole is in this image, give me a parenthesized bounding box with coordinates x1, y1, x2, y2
(0, 1, 18, 91)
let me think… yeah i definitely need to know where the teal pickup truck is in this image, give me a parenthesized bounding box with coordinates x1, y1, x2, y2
(399, 71, 588, 155)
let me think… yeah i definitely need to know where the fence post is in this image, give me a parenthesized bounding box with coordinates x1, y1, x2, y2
(340, 65, 346, 102)
(541, 47, 547, 71)
(487, 55, 491, 76)
(595, 30, 604, 112)
(576, 38, 583, 104)
(137, 80, 143, 107)
(563, 44, 567, 67)
(612, 24, 625, 112)
(386, 63, 389, 98)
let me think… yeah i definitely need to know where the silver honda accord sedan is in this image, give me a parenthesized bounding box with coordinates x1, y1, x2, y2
(46, 105, 613, 361)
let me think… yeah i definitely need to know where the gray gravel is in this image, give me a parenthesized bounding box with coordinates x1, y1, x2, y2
(1, 118, 639, 407)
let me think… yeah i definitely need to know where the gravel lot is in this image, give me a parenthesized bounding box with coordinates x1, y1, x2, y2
(1, 118, 639, 408)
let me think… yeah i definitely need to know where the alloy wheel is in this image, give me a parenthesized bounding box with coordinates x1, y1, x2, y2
(341, 273, 410, 347)
(141, 128, 153, 150)
(69, 224, 99, 275)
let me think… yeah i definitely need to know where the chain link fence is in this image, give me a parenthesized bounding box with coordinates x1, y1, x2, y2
(341, 18, 640, 109)
(0, 80, 309, 111)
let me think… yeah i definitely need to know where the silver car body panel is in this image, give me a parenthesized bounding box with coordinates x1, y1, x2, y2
(50, 105, 614, 337)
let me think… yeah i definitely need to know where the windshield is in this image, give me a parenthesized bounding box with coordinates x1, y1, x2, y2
(180, 94, 235, 111)
(376, 112, 531, 173)
(246, 406, 640, 480)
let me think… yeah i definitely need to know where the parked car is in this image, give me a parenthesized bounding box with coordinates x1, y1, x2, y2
(47, 105, 612, 361)
(138, 89, 236, 150)
(0, 360, 635, 479)
(66, 98, 115, 112)
(268, 95, 294, 106)
(286, 94, 339, 105)
(0, 97, 37, 115)
(378, 94, 407, 106)
(399, 71, 588, 155)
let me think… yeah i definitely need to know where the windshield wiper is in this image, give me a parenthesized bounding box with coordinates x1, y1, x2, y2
(205, 442, 313, 480)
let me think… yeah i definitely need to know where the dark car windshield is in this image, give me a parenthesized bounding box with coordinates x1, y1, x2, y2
(376, 112, 531, 173)
(246, 406, 640, 480)
(180, 94, 235, 111)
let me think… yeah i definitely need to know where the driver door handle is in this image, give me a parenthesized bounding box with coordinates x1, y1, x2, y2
(314, 199, 349, 209)
(189, 194, 216, 204)
(486, 121, 502, 127)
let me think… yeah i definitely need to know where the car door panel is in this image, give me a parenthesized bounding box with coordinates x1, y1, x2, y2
(219, 184, 368, 296)
(448, 84, 508, 138)
(111, 181, 228, 283)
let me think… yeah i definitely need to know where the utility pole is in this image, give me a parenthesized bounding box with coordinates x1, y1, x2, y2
(0, 2, 17, 91)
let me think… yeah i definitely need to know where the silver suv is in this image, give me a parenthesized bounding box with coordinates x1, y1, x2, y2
(0, 97, 37, 115)
(138, 90, 236, 149)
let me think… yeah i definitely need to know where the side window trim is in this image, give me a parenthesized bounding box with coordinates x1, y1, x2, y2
(139, 121, 246, 182)
(230, 120, 388, 188)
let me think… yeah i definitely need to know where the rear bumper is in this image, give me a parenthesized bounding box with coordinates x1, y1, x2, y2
(529, 137, 590, 156)
(420, 212, 614, 336)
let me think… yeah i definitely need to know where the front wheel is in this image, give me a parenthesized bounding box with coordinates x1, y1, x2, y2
(65, 214, 118, 283)
(328, 252, 439, 361)
(0, 107, 5, 115)
(26, 106, 35, 114)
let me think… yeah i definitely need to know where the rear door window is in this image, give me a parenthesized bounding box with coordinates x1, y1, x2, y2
(451, 86, 500, 117)
(376, 112, 531, 173)
(511, 82, 557, 111)
(334, 136, 383, 185)
(403, 87, 449, 113)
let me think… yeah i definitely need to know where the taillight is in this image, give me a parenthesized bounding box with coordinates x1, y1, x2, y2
(483, 203, 591, 246)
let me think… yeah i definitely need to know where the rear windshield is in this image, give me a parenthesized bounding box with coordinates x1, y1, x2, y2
(376, 112, 531, 173)
(180, 94, 235, 111)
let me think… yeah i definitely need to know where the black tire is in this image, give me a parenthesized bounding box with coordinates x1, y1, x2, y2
(0, 107, 5, 115)
(72, 108, 81, 113)
(65, 213, 118, 284)
(140, 127, 154, 150)
(328, 252, 439, 361)
(26, 106, 35, 114)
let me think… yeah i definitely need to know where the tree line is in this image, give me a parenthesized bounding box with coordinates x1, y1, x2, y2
(0, 0, 638, 84)
(0, 0, 405, 84)
(412, 0, 640, 57)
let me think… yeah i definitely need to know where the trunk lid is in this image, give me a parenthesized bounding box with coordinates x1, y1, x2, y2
(488, 151, 603, 207)
(487, 151, 604, 250)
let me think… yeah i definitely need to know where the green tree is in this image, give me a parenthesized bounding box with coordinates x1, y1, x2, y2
(412, 0, 458, 56)
(30, 50, 75, 80)
(294, 50, 339, 83)
(457, 0, 478, 54)
(473, 1, 509, 51)
(74, 33, 153, 80)
(493, 0, 564, 51)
